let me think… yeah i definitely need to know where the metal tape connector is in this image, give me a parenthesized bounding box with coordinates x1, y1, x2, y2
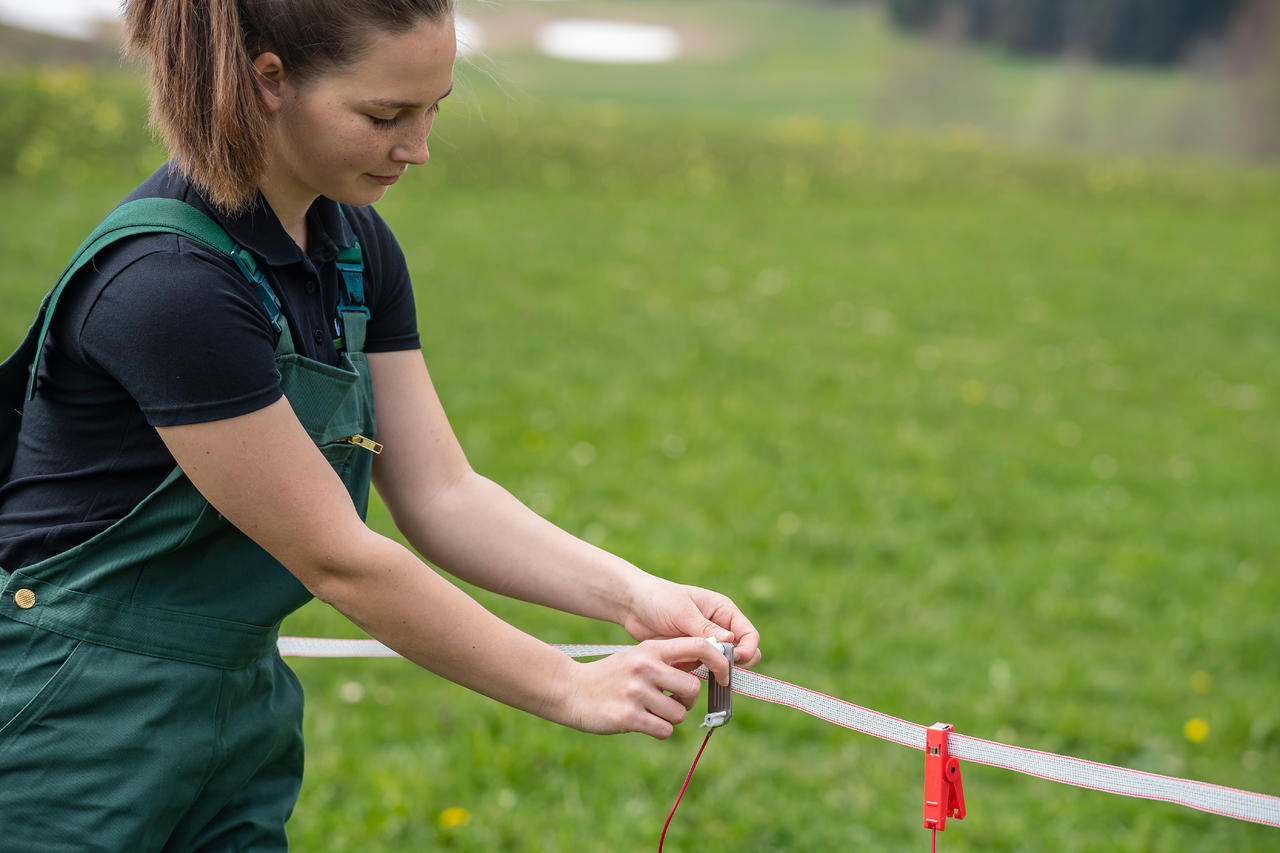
(701, 639, 734, 728)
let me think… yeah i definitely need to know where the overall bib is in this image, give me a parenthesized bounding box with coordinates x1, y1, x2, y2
(0, 199, 378, 851)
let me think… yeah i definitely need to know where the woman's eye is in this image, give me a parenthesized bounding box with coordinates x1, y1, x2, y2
(368, 104, 439, 128)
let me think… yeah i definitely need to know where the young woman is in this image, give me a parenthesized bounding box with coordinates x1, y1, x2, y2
(0, 0, 760, 848)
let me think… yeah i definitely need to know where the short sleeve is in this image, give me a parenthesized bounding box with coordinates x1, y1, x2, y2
(78, 249, 284, 427)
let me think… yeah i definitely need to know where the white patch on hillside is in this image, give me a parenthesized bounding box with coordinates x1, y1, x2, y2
(0, 0, 120, 40)
(537, 19, 680, 64)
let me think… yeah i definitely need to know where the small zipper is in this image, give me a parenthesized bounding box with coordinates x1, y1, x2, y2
(338, 434, 383, 454)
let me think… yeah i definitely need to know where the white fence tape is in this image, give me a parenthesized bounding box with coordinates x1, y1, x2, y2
(278, 637, 405, 657)
(277, 637, 1280, 829)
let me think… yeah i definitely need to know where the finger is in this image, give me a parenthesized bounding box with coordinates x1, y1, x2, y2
(686, 587, 761, 665)
(688, 617, 733, 645)
(722, 613, 761, 665)
(645, 691, 691, 727)
(614, 700, 676, 740)
(711, 609, 760, 668)
(638, 716, 676, 740)
(735, 645, 763, 669)
(653, 667, 703, 709)
(731, 630, 761, 668)
(656, 636, 732, 686)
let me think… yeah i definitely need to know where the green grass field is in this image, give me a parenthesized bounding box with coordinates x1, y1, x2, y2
(2, 2, 1278, 850)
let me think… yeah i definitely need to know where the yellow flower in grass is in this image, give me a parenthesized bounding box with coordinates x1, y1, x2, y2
(1183, 718, 1210, 743)
(438, 807, 471, 830)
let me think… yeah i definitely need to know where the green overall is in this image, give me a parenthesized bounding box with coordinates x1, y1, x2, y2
(0, 198, 378, 851)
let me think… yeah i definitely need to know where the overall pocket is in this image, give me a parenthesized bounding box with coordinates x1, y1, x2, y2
(0, 625, 86, 751)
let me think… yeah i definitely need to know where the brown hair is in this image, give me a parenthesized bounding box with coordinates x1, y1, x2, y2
(124, 0, 454, 213)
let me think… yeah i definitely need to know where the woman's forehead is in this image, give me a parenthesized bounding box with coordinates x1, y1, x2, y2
(327, 18, 456, 102)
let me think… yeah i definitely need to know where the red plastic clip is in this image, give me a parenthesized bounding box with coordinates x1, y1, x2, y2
(923, 723, 966, 832)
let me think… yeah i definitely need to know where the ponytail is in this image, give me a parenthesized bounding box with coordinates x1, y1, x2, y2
(125, 0, 267, 213)
(124, 0, 454, 214)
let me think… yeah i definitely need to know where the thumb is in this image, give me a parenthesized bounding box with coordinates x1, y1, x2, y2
(697, 621, 733, 644)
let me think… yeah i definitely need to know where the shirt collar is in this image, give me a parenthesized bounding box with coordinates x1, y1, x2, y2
(178, 173, 356, 267)
(302, 196, 358, 265)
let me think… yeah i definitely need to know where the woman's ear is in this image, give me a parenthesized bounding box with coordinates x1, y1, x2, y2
(252, 52, 287, 111)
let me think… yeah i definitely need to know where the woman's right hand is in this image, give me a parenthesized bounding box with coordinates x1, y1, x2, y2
(554, 637, 734, 739)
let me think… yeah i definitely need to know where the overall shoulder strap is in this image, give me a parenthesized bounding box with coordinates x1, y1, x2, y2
(26, 198, 287, 400)
(333, 211, 368, 354)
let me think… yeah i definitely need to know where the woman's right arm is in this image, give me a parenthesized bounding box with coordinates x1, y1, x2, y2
(156, 399, 731, 739)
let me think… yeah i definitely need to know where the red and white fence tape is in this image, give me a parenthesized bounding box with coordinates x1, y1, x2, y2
(276, 637, 1280, 829)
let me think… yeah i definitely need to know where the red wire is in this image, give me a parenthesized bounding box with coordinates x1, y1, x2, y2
(659, 732, 940, 851)
(658, 729, 715, 852)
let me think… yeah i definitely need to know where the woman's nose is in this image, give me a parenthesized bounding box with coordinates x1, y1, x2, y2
(393, 114, 433, 165)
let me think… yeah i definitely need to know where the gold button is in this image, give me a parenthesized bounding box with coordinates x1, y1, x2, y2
(14, 588, 36, 609)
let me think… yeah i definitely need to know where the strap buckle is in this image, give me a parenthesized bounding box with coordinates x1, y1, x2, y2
(335, 258, 368, 315)
(231, 244, 284, 336)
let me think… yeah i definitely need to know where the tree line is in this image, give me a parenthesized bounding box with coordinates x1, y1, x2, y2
(883, 0, 1243, 65)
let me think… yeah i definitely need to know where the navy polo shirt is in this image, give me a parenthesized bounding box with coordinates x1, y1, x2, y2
(0, 164, 421, 572)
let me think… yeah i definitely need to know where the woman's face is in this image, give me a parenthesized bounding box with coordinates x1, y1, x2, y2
(265, 16, 456, 209)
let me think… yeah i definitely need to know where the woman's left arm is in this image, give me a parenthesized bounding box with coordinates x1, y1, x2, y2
(367, 350, 761, 667)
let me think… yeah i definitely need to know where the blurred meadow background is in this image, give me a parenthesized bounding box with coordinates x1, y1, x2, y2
(1, 0, 1277, 849)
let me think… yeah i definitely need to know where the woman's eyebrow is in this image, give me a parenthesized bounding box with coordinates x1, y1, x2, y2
(363, 87, 453, 110)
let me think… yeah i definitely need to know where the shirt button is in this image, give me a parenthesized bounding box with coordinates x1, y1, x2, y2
(313, 328, 326, 344)
(14, 588, 36, 609)
(305, 279, 318, 294)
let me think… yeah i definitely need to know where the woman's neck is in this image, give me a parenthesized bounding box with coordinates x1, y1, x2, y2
(257, 172, 314, 254)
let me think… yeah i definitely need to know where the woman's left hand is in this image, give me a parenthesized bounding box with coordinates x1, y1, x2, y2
(620, 578, 762, 669)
